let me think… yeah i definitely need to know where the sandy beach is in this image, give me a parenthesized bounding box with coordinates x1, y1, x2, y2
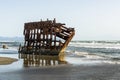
(0, 59, 120, 80)
(0, 48, 120, 80)
(0, 57, 17, 65)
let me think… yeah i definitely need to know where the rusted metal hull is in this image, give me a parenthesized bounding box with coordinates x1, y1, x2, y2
(19, 18, 75, 56)
(19, 47, 61, 55)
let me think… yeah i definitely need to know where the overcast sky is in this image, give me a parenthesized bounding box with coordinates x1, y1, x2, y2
(0, 0, 120, 40)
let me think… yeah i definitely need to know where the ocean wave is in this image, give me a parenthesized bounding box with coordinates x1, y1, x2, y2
(0, 48, 18, 54)
(65, 50, 120, 65)
(70, 40, 120, 49)
(71, 40, 120, 44)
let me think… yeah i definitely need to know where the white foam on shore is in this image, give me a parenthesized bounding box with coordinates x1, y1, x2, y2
(69, 42, 120, 49)
(65, 51, 120, 65)
(0, 48, 18, 54)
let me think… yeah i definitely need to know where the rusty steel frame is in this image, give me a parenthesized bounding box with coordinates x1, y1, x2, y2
(19, 18, 75, 56)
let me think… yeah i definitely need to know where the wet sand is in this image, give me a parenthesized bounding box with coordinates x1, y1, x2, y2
(0, 63, 120, 80)
(0, 54, 120, 80)
(0, 57, 17, 65)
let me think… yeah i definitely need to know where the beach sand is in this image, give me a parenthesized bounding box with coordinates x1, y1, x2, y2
(0, 62, 120, 80)
(0, 54, 120, 80)
(0, 57, 17, 65)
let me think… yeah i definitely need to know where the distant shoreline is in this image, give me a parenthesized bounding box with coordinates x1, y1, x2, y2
(0, 57, 18, 65)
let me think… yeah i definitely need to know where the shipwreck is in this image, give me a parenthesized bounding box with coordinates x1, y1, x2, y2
(19, 18, 75, 56)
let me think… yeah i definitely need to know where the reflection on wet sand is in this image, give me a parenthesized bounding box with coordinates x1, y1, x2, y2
(19, 53, 67, 67)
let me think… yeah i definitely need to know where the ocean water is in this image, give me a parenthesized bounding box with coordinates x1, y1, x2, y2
(1, 41, 120, 80)
(66, 41, 120, 64)
(0, 41, 120, 66)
